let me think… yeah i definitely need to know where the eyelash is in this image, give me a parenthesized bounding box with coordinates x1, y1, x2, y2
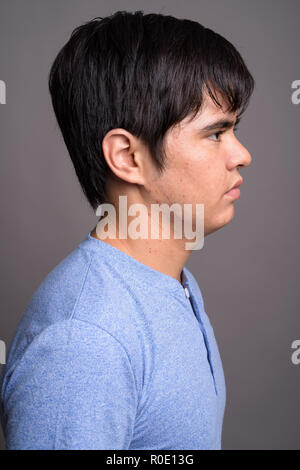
(209, 126, 239, 142)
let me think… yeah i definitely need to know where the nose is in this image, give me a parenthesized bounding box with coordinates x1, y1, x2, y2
(228, 138, 252, 170)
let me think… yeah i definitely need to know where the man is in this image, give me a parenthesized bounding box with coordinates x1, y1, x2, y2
(0, 10, 254, 449)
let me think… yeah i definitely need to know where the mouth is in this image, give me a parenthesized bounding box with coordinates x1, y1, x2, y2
(224, 178, 243, 199)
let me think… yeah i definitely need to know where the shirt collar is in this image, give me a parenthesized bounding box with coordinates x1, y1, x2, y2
(80, 230, 191, 298)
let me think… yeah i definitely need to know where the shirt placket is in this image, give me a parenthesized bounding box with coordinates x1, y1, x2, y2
(182, 282, 218, 396)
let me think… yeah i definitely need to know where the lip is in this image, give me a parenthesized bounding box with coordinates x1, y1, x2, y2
(225, 178, 243, 199)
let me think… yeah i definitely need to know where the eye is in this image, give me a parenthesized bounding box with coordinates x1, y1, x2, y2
(208, 125, 239, 142)
(208, 131, 224, 142)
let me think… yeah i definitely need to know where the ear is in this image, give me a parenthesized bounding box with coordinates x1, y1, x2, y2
(102, 128, 147, 186)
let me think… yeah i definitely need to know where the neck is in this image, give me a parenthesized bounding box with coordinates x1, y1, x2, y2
(90, 218, 192, 284)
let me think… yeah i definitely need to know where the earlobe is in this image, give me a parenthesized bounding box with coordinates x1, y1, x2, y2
(101, 128, 146, 185)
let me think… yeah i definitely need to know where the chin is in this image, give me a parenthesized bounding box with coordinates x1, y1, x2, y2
(205, 205, 235, 236)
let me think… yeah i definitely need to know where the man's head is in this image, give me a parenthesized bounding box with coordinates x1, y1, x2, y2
(49, 10, 254, 237)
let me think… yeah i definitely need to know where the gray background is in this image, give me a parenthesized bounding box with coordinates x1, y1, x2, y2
(0, 0, 299, 450)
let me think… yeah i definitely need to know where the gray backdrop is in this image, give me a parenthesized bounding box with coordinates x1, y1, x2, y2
(0, 0, 299, 450)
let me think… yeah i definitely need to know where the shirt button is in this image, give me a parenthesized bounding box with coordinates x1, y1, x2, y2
(184, 287, 190, 298)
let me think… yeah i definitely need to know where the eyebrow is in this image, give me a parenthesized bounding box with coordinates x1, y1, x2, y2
(200, 116, 241, 132)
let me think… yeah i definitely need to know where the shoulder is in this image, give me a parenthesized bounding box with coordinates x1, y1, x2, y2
(18, 241, 141, 339)
(4, 239, 145, 396)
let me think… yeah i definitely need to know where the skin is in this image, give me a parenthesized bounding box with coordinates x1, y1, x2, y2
(91, 91, 252, 283)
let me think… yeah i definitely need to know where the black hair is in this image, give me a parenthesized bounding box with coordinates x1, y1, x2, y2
(48, 10, 255, 211)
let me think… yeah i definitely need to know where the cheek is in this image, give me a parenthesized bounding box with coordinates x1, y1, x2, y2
(157, 145, 225, 204)
(190, 165, 226, 208)
(186, 161, 221, 195)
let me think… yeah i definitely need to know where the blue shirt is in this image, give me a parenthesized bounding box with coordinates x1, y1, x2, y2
(0, 230, 226, 449)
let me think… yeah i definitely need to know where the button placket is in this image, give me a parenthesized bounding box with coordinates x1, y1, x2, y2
(182, 282, 218, 396)
(184, 287, 190, 299)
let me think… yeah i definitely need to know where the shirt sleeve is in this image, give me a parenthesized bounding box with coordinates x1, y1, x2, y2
(2, 319, 138, 449)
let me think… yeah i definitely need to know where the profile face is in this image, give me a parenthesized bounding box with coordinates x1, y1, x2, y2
(141, 92, 252, 238)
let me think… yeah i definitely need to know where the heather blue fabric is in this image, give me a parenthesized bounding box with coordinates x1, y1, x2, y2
(0, 230, 226, 450)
